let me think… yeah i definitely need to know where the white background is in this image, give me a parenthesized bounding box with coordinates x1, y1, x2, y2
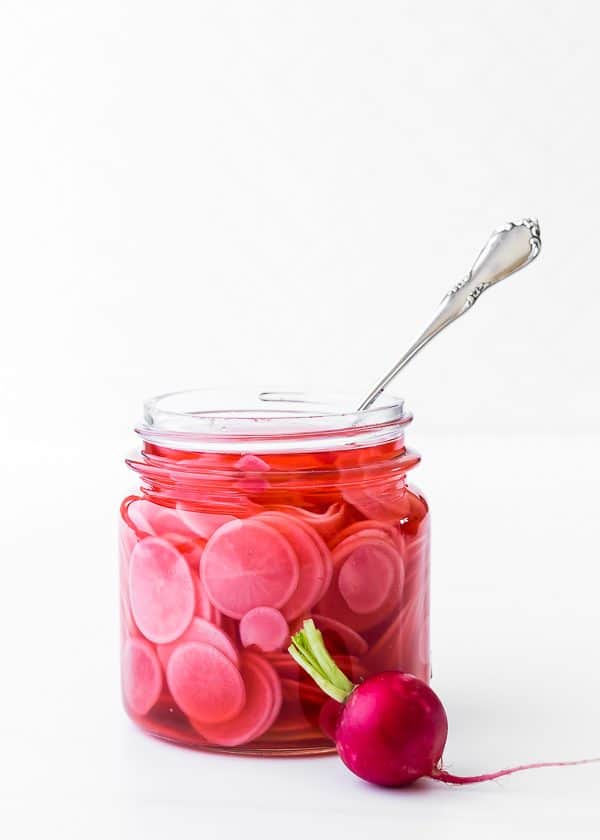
(1, 2, 599, 838)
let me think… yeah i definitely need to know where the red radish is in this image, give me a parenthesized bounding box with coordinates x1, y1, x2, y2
(289, 620, 598, 787)
(240, 606, 289, 652)
(156, 617, 239, 669)
(122, 638, 162, 716)
(166, 641, 246, 723)
(201, 519, 299, 619)
(129, 537, 195, 644)
(257, 511, 327, 620)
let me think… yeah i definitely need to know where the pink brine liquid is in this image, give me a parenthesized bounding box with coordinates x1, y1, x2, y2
(119, 437, 430, 755)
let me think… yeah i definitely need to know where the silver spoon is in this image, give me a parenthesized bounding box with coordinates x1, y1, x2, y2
(357, 218, 542, 411)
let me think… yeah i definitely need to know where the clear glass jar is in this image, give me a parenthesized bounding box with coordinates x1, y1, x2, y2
(119, 390, 430, 755)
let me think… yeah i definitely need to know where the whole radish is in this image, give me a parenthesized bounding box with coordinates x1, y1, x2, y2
(289, 620, 597, 787)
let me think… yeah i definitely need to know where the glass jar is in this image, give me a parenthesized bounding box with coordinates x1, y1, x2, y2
(119, 390, 430, 755)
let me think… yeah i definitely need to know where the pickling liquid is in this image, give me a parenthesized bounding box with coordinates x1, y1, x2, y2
(119, 440, 430, 755)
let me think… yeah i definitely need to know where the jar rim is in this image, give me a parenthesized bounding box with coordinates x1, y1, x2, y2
(137, 388, 410, 453)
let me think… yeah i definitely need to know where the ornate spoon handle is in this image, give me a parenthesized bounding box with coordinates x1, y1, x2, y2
(357, 218, 542, 411)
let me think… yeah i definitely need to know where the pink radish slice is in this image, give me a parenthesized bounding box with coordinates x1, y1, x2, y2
(257, 512, 326, 620)
(157, 617, 239, 670)
(329, 520, 403, 551)
(337, 539, 396, 614)
(342, 483, 411, 521)
(175, 505, 236, 540)
(126, 500, 155, 534)
(309, 614, 368, 657)
(183, 543, 204, 571)
(122, 637, 163, 715)
(240, 607, 289, 652)
(129, 537, 195, 644)
(200, 519, 299, 619)
(234, 454, 270, 472)
(234, 454, 271, 493)
(192, 654, 274, 746)
(317, 534, 404, 632)
(266, 502, 347, 541)
(166, 641, 246, 723)
(193, 574, 221, 625)
(245, 652, 283, 732)
(271, 513, 334, 604)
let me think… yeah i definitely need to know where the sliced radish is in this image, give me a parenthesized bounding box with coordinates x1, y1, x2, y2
(265, 502, 347, 541)
(200, 519, 299, 619)
(234, 454, 270, 472)
(129, 537, 195, 644)
(175, 505, 236, 539)
(126, 499, 155, 535)
(193, 572, 221, 625)
(337, 538, 396, 614)
(309, 614, 368, 657)
(166, 641, 246, 723)
(122, 637, 163, 716)
(192, 654, 273, 746)
(157, 617, 239, 670)
(240, 607, 289, 652)
(329, 519, 404, 552)
(257, 512, 326, 620)
(270, 513, 334, 604)
(317, 534, 405, 632)
(234, 454, 271, 493)
(245, 652, 283, 733)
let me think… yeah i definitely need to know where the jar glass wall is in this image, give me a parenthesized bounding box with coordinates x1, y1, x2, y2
(119, 390, 430, 755)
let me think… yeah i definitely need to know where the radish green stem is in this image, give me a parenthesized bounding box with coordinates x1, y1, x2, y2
(288, 619, 355, 703)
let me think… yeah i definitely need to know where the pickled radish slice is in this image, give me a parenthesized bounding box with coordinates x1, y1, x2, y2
(329, 520, 403, 552)
(192, 655, 273, 746)
(266, 502, 347, 541)
(126, 499, 154, 535)
(201, 519, 299, 619)
(342, 483, 411, 521)
(175, 506, 236, 539)
(234, 454, 271, 493)
(258, 512, 326, 620)
(310, 614, 368, 657)
(270, 513, 334, 603)
(122, 638, 162, 715)
(240, 607, 289, 652)
(166, 641, 246, 723)
(317, 534, 405, 632)
(245, 652, 283, 733)
(157, 617, 239, 669)
(193, 574, 221, 625)
(129, 537, 195, 644)
(338, 539, 396, 614)
(234, 454, 270, 472)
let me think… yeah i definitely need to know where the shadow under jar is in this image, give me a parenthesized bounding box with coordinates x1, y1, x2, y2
(119, 390, 431, 756)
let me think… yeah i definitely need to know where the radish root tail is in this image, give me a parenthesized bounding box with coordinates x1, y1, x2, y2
(430, 758, 600, 785)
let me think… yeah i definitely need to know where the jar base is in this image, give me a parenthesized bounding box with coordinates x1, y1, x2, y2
(137, 722, 337, 757)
